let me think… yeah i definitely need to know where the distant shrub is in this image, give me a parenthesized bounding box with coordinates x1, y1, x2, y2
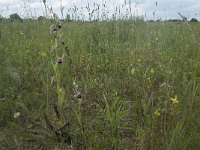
(65, 14, 72, 22)
(10, 13, 22, 22)
(0, 15, 4, 22)
(38, 16, 47, 21)
(190, 18, 198, 22)
(168, 19, 182, 22)
(149, 20, 154, 22)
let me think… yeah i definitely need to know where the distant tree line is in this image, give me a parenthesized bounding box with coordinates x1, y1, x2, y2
(0, 13, 199, 23)
(190, 18, 198, 22)
(0, 13, 72, 22)
(167, 18, 198, 22)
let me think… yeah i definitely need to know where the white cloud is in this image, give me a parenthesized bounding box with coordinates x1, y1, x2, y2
(0, 0, 22, 6)
(0, 0, 24, 17)
(0, 0, 199, 20)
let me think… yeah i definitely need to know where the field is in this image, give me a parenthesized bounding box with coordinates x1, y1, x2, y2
(0, 19, 200, 149)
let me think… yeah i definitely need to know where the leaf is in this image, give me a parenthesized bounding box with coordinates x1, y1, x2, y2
(103, 94, 112, 123)
(5, 61, 21, 82)
(43, 113, 54, 132)
(16, 102, 29, 113)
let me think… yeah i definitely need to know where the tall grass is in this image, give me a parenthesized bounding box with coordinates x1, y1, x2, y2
(0, 3, 200, 149)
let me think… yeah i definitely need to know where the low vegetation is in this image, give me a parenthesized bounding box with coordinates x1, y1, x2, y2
(0, 11, 200, 150)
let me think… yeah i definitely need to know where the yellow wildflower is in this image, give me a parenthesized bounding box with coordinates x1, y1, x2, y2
(40, 52, 47, 57)
(171, 95, 179, 104)
(154, 109, 160, 117)
(150, 68, 155, 75)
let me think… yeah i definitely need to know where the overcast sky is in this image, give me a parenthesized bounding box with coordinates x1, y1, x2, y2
(0, 0, 200, 20)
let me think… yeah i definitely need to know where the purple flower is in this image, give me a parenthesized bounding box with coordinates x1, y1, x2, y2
(57, 21, 62, 29)
(56, 58, 64, 64)
(59, 39, 65, 45)
(50, 24, 56, 34)
(74, 91, 81, 99)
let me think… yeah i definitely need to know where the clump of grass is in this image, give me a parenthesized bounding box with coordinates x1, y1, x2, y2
(102, 93, 126, 149)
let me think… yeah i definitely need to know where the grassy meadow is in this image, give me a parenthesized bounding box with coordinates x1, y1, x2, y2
(0, 18, 200, 149)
